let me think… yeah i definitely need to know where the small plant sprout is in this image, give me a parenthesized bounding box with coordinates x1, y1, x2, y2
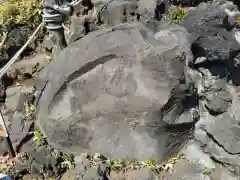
(203, 167, 211, 177)
(57, 153, 75, 170)
(33, 127, 47, 146)
(146, 159, 157, 170)
(106, 159, 124, 171)
(93, 153, 101, 162)
(236, 14, 240, 27)
(24, 101, 36, 120)
(82, 152, 185, 173)
(167, 6, 188, 23)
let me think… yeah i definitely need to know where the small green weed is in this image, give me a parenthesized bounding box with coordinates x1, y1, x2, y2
(203, 166, 211, 176)
(85, 152, 185, 173)
(24, 101, 36, 120)
(0, 167, 8, 173)
(57, 152, 75, 170)
(167, 6, 188, 23)
(236, 15, 240, 26)
(33, 127, 47, 146)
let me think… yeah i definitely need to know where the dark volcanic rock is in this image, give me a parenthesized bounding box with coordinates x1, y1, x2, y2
(179, 4, 240, 86)
(196, 67, 232, 114)
(179, 4, 235, 42)
(191, 35, 240, 63)
(154, 0, 170, 21)
(11, 146, 58, 179)
(36, 22, 198, 162)
(0, 26, 36, 67)
(172, 0, 210, 7)
(190, 85, 240, 170)
(172, 3, 240, 171)
(232, 0, 240, 10)
(191, 34, 240, 87)
(10, 111, 34, 151)
(5, 86, 33, 112)
(0, 110, 34, 155)
(178, 4, 239, 114)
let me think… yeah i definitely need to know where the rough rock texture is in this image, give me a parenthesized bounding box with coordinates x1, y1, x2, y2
(9, 146, 59, 179)
(36, 21, 198, 162)
(10, 111, 33, 149)
(5, 1, 240, 179)
(172, 0, 210, 7)
(4, 1, 240, 179)
(176, 2, 240, 172)
(0, 26, 36, 67)
(179, 4, 235, 41)
(178, 4, 236, 115)
(193, 88, 240, 170)
(7, 53, 50, 79)
(98, 0, 139, 26)
(5, 85, 34, 112)
(0, 99, 34, 155)
(179, 3, 240, 86)
(0, 54, 46, 156)
(197, 67, 232, 114)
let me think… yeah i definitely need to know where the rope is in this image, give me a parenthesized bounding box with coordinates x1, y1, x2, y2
(0, 22, 44, 79)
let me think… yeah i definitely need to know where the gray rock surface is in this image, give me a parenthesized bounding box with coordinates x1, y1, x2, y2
(5, 86, 33, 112)
(192, 89, 240, 170)
(98, 0, 139, 26)
(36, 21, 197, 162)
(175, 3, 240, 172)
(0, 110, 34, 155)
(7, 53, 50, 78)
(6, 1, 240, 179)
(178, 4, 235, 42)
(179, 3, 240, 86)
(10, 111, 34, 151)
(42, 33, 55, 52)
(196, 67, 232, 114)
(0, 26, 36, 67)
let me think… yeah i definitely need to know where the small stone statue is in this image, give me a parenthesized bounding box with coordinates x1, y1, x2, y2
(43, 0, 96, 57)
(27, 146, 58, 178)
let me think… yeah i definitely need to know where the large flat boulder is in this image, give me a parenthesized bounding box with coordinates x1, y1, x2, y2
(36, 22, 197, 162)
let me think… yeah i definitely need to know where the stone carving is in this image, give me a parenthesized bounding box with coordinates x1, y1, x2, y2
(42, 0, 96, 57)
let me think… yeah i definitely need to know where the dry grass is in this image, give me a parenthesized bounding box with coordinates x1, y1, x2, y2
(0, 0, 43, 28)
(236, 15, 240, 26)
(84, 152, 185, 173)
(0, 153, 28, 173)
